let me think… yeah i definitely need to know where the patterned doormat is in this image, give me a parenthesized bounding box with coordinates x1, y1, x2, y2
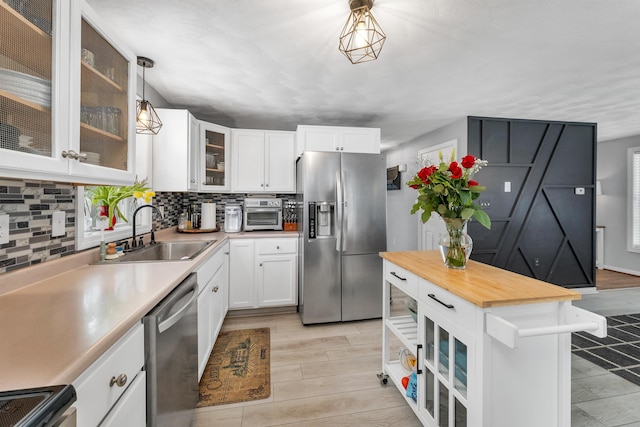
(572, 313, 640, 386)
(197, 328, 270, 407)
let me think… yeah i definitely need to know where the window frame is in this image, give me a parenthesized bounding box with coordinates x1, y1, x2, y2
(75, 186, 151, 250)
(628, 146, 640, 253)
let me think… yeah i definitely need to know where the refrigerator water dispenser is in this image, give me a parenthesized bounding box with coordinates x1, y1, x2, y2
(308, 202, 334, 239)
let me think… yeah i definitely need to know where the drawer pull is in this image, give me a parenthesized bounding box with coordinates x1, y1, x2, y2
(428, 293, 454, 309)
(416, 344, 423, 374)
(213, 286, 219, 293)
(109, 374, 127, 388)
(390, 272, 406, 281)
(276, 246, 280, 250)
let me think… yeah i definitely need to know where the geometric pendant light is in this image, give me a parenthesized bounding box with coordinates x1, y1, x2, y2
(135, 56, 163, 135)
(338, 0, 386, 64)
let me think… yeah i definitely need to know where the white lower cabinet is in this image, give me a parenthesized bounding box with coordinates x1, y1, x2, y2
(100, 371, 146, 427)
(381, 256, 607, 427)
(417, 299, 475, 426)
(196, 242, 230, 379)
(229, 238, 297, 309)
(72, 322, 145, 427)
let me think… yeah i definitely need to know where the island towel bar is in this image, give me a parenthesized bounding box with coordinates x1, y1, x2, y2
(485, 306, 607, 349)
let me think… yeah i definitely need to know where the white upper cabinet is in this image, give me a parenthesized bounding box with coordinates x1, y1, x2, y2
(231, 129, 295, 193)
(152, 109, 231, 192)
(152, 109, 198, 191)
(0, 0, 137, 185)
(199, 121, 231, 192)
(296, 125, 380, 157)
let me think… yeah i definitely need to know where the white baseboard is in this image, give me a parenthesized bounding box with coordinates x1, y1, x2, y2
(603, 265, 640, 277)
(576, 287, 599, 295)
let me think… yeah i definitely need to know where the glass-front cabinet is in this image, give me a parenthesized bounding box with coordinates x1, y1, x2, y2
(69, 2, 135, 183)
(0, 0, 136, 185)
(199, 121, 230, 191)
(419, 307, 473, 427)
(0, 0, 68, 175)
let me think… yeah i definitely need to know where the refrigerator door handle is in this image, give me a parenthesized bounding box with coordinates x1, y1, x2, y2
(341, 171, 347, 251)
(336, 170, 342, 252)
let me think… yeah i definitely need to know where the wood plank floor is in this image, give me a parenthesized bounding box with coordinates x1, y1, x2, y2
(596, 270, 640, 290)
(192, 309, 422, 427)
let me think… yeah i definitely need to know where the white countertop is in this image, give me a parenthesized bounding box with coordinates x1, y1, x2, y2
(0, 228, 298, 392)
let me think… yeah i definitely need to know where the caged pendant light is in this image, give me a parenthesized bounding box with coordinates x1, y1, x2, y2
(338, 0, 386, 64)
(135, 56, 162, 135)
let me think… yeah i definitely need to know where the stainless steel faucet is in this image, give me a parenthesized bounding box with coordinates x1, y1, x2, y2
(131, 205, 163, 249)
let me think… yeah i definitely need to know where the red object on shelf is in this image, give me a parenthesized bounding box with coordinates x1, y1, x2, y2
(402, 376, 410, 389)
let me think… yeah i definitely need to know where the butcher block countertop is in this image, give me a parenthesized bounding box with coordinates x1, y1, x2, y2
(0, 228, 298, 393)
(380, 251, 581, 308)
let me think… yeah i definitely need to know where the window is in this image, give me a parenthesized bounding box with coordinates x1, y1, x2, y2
(629, 146, 640, 253)
(75, 186, 151, 250)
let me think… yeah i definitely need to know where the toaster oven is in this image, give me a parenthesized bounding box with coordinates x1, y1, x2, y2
(244, 198, 283, 231)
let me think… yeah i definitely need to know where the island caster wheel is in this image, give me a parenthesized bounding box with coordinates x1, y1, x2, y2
(377, 372, 389, 385)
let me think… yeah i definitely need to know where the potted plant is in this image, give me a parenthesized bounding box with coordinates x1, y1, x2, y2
(87, 178, 155, 230)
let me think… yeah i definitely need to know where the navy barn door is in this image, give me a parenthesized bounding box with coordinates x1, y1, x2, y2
(467, 116, 597, 289)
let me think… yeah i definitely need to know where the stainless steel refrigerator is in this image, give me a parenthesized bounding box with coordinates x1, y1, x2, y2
(296, 151, 387, 324)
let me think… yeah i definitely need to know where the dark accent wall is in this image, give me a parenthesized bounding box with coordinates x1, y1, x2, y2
(467, 116, 597, 289)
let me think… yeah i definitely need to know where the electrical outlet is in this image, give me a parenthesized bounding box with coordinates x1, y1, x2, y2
(0, 214, 9, 245)
(504, 181, 511, 192)
(158, 206, 165, 217)
(575, 187, 585, 195)
(534, 257, 541, 268)
(52, 211, 65, 237)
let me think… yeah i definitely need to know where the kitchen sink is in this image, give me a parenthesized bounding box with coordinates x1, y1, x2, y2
(98, 240, 216, 263)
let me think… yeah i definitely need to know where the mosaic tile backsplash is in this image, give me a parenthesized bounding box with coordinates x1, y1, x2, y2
(0, 178, 76, 273)
(0, 177, 295, 274)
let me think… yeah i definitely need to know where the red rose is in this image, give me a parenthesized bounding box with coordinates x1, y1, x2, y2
(461, 155, 476, 169)
(417, 166, 437, 183)
(468, 180, 478, 187)
(448, 162, 462, 179)
(417, 167, 430, 181)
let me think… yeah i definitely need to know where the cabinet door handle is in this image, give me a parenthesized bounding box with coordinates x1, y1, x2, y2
(390, 272, 406, 281)
(276, 246, 280, 250)
(77, 152, 88, 162)
(61, 150, 78, 160)
(261, 183, 264, 187)
(428, 293, 454, 309)
(213, 286, 219, 293)
(109, 373, 127, 388)
(416, 344, 423, 374)
(265, 183, 269, 187)
(224, 252, 229, 255)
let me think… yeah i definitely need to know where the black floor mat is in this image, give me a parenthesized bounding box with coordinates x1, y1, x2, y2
(572, 313, 640, 386)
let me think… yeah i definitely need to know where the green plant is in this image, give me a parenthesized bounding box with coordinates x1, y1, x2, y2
(87, 178, 154, 223)
(407, 151, 491, 230)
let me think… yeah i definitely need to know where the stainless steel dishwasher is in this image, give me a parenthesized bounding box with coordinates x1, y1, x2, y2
(144, 273, 198, 427)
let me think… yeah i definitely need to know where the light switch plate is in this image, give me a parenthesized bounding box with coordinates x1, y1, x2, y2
(504, 181, 511, 192)
(0, 214, 9, 245)
(52, 211, 65, 237)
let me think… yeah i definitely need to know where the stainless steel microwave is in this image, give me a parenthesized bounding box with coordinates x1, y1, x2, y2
(244, 198, 283, 231)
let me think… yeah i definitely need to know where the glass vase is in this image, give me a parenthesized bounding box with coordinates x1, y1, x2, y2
(439, 218, 473, 269)
(97, 205, 116, 230)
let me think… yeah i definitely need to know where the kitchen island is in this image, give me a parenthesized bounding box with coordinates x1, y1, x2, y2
(380, 251, 607, 427)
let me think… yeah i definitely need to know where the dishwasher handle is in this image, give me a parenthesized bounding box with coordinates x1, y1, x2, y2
(158, 288, 197, 334)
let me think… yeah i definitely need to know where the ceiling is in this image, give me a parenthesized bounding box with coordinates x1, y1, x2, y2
(86, 0, 640, 150)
